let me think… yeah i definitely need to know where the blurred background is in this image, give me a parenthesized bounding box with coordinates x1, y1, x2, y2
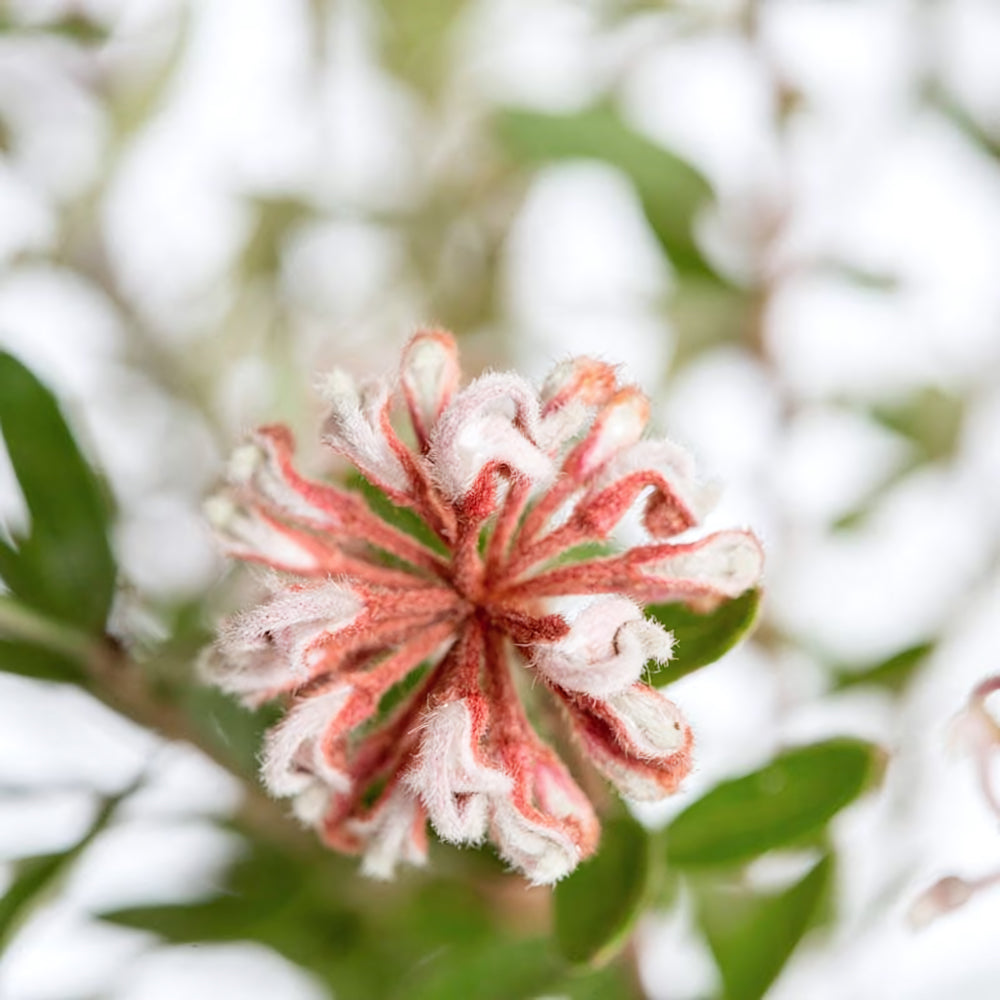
(1, 0, 1000, 997)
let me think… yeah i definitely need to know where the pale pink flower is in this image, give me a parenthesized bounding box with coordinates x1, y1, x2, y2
(205, 330, 764, 884)
(909, 674, 1000, 928)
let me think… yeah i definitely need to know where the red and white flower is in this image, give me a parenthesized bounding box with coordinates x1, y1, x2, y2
(204, 330, 764, 884)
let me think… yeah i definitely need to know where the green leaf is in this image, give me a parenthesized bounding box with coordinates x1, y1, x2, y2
(498, 106, 721, 280)
(664, 739, 882, 868)
(668, 280, 751, 371)
(553, 962, 639, 1000)
(0, 852, 74, 949)
(0, 352, 115, 633)
(399, 937, 563, 1000)
(347, 472, 448, 555)
(869, 387, 964, 464)
(554, 814, 652, 966)
(1, 783, 132, 950)
(241, 197, 312, 277)
(377, 0, 468, 96)
(830, 641, 934, 695)
(101, 840, 312, 944)
(182, 686, 281, 779)
(0, 640, 82, 684)
(696, 853, 834, 1000)
(45, 14, 108, 43)
(647, 589, 761, 686)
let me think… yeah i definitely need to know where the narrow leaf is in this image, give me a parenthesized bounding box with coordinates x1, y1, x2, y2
(0, 852, 73, 948)
(647, 589, 761, 686)
(0, 640, 83, 684)
(696, 853, 834, 1000)
(869, 387, 964, 463)
(0, 352, 115, 632)
(554, 814, 652, 965)
(831, 642, 934, 695)
(664, 739, 881, 868)
(347, 472, 448, 555)
(498, 106, 721, 280)
(101, 840, 310, 943)
(1, 782, 132, 949)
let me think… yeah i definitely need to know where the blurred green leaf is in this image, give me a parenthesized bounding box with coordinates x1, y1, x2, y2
(182, 686, 281, 778)
(554, 814, 651, 966)
(2, 782, 132, 950)
(664, 739, 881, 868)
(101, 839, 336, 952)
(0, 13, 107, 43)
(554, 962, 639, 1000)
(696, 853, 833, 1000)
(821, 260, 899, 291)
(869, 387, 964, 464)
(926, 84, 1000, 160)
(46, 14, 109, 43)
(830, 641, 934, 695)
(498, 106, 720, 280)
(647, 589, 762, 686)
(668, 280, 751, 370)
(241, 197, 312, 277)
(376, 0, 467, 96)
(0, 852, 73, 949)
(0, 640, 82, 684)
(0, 352, 115, 634)
(399, 937, 562, 1000)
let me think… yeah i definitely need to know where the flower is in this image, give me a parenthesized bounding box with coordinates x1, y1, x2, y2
(203, 330, 764, 885)
(909, 674, 1000, 928)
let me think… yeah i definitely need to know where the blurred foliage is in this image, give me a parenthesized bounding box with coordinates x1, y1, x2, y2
(498, 106, 721, 282)
(0, 349, 876, 999)
(664, 740, 882, 869)
(694, 853, 834, 1000)
(0, 353, 115, 634)
(555, 813, 652, 966)
(647, 589, 762, 686)
(830, 641, 936, 696)
(0, 0, 982, 996)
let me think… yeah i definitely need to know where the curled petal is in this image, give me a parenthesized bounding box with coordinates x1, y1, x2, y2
(488, 742, 597, 885)
(226, 425, 347, 530)
(205, 494, 323, 574)
(566, 685, 693, 801)
(208, 582, 363, 702)
(490, 798, 583, 886)
(261, 685, 355, 812)
(198, 644, 287, 708)
(531, 597, 672, 697)
(531, 749, 600, 857)
(345, 785, 429, 880)
(428, 373, 555, 514)
(537, 357, 619, 454)
(404, 698, 512, 844)
(602, 686, 689, 758)
(565, 386, 650, 481)
(541, 356, 618, 414)
(320, 370, 412, 500)
(579, 439, 717, 539)
(401, 329, 461, 449)
(634, 530, 764, 602)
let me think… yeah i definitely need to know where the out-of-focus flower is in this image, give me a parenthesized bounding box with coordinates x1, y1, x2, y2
(202, 330, 764, 884)
(910, 675, 1000, 928)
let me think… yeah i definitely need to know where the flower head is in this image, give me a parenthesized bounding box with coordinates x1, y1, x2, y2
(204, 330, 764, 884)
